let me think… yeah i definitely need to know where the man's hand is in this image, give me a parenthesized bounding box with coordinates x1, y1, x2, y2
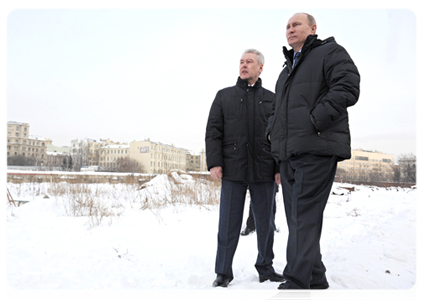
(275, 173, 281, 185)
(210, 166, 223, 179)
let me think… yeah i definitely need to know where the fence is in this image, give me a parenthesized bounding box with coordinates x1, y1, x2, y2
(7, 172, 155, 185)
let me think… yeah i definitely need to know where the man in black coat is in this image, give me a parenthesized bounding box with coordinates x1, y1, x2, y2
(267, 13, 360, 289)
(206, 49, 284, 287)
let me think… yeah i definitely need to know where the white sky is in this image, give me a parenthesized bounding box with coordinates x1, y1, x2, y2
(3, 1, 420, 161)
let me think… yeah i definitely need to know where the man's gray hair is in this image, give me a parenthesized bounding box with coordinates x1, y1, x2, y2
(299, 12, 316, 26)
(243, 49, 265, 65)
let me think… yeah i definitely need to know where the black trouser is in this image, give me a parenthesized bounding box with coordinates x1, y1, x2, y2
(245, 188, 277, 231)
(279, 154, 337, 289)
(215, 179, 276, 281)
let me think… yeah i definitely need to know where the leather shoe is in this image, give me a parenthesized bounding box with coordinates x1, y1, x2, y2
(212, 275, 230, 287)
(277, 281, 329, 289)
(310, 282, 329, 289)
(267, 290, 311, 300)
(259, 272, 285, 283)
(240, 227, 255, 236)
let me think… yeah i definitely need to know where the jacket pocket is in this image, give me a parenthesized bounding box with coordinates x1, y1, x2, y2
(259, 99, 273, 120)
(222, 141, 238, 159)
(262, 141, 271, 153)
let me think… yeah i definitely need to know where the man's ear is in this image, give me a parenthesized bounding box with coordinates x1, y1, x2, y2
(311, 24, 317, 35)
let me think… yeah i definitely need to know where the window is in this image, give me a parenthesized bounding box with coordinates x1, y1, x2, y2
(355, 156, 369, 161)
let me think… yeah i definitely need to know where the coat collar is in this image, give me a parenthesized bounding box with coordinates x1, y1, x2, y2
(236, 77, 262, 90)
(283, 35, 335, 66)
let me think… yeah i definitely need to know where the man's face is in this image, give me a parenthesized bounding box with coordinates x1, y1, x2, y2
(286, 13, 317, 52)
(239, 52, 263, 85)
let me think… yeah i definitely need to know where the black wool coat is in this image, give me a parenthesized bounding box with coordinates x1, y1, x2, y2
(206, 77, 277, 182)
(267, 34, 360, 163)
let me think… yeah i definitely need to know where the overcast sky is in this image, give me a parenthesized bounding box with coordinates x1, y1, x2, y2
(4, 2, 419, 161)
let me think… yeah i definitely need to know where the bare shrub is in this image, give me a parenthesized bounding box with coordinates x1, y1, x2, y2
(8, 173, 222, 226)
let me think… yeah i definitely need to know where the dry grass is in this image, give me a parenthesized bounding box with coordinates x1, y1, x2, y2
(7, 172, 221, 227)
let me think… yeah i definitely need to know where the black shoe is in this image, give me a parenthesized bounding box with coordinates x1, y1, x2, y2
(267, 290, 311, 300)
(277, 281, 329, 289)
(259, 272, 285, 283)
(310, 282, 329, 289)
(240, 227, 255, 236)
(212, 275, 230, 287)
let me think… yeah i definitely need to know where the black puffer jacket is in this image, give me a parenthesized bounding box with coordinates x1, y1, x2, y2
(206, 77, 277, 182)
(268, 35, 360, 162)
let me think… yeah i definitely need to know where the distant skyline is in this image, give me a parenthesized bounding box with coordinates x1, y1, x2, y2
(4, 3, 419, 161)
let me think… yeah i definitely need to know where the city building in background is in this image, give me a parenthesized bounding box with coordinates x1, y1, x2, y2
(99, 144, 130, 171)
(337, 149, 395, 183)
(186, 151, 201, 172)
(70, 138, 105, 170)
(130, 139, 187, 174)
(7, 121, 415, 181)
(45, 145, 72, 170)
(199, 149, 208, 172)
(7, 121, 51, 166)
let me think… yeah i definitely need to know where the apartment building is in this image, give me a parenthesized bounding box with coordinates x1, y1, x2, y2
(99, 144, 130, 170)
(199, 149, 208, 172)
(186, 152, 201, 172)
(7, 121, 51, 165)
(337, 149, 395, 181)
(45, 152, 71, 170)
(186, 149, 209, 172)
(130, 139, 187, 174)
(70, 138, 107, 169)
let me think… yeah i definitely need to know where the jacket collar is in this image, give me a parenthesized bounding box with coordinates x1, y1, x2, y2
(283, 35, 335, 65)
(236, 77, 262, 90)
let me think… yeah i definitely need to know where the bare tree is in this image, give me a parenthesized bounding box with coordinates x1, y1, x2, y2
(71, 141, 88, 171)
(7, 155, 36, 166)
(115, 157, 145, 173)
(392, 164, 401, 184)
(398, 153, 416, 184)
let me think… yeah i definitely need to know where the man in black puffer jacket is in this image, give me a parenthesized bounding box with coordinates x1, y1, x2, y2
(206, 49, 283, 287)
(267, 13, 360, 290)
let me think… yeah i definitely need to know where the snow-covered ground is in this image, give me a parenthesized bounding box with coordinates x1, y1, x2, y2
(4, 172, 418, 299)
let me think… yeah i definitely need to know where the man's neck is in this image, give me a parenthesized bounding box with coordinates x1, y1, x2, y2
(248, 79, 258, 86)
(293, 46, 303, 53)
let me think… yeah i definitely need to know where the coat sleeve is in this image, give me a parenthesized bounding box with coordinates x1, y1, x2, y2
(310, 45, 360, 132)
(265, 84, 277, 143)
(205, 91, 224, 171)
